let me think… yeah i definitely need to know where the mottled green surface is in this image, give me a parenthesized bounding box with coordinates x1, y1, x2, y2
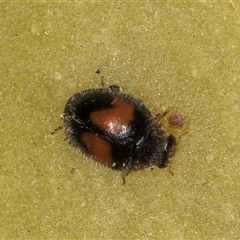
(1, 2, 240, 239)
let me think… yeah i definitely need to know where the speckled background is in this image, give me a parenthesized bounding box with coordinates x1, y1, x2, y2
(1, 2, 239, 239)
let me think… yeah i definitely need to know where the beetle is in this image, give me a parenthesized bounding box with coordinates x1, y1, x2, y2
(62, 85, 176, 180)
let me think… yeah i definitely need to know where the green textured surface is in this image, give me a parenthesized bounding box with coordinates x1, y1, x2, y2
(1, 2, 240, 239)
